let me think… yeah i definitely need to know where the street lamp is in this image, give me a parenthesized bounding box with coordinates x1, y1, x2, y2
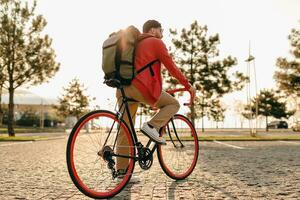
(245, 41, 258, 136)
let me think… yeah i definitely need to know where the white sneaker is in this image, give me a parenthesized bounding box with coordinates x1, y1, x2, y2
(141, 122, 166, 145)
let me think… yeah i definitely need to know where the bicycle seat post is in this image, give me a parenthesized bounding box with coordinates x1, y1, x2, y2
(118, 86, 140, 146)
(119, 86, 128, 103)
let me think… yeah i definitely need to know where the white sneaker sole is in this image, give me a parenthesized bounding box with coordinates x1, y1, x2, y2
(140, 129, 166, 145)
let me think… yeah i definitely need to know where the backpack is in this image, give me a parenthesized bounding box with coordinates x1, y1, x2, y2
(102, 26, 158, 88)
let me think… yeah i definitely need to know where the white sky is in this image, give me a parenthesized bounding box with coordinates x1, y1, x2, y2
(25, 0, 300, 124)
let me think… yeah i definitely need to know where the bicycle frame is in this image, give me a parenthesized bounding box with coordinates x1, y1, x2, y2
(106, 86, 189, 162)
(119, 87, 142, 147)
(106, 86, 157, 162)
(66, 85, 198, 199)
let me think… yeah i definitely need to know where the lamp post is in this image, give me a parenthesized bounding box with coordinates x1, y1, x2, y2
(245, 42, 258, 136)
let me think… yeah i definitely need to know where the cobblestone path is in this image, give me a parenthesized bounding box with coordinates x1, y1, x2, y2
(1, 138, 300, 199)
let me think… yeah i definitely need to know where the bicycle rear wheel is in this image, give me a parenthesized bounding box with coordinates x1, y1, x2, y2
(157, 114, 199, 180)
(66, 110, 135, 199)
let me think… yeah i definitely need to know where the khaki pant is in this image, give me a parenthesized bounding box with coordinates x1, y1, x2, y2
(115, 85, 180, 169)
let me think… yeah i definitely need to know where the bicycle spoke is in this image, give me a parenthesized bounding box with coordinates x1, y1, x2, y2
(87, 134, 100, 153)
(157, 114, 199, 180)
(67, 110, 135, 199)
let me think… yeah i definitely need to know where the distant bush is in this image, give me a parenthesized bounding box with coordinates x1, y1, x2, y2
(1, 107, 62, 127)
(16, 110, 40, 127)
(1, 106, 13, 126)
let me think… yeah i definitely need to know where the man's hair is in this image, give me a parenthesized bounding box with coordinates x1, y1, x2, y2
(143, 20, 162, 33)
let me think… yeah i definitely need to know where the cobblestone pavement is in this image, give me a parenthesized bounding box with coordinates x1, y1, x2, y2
(1, 137, 300, 199)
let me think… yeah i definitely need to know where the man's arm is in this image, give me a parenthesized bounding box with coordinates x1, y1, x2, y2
(155, 40, 196, 101)
(155, 40, 190, 88)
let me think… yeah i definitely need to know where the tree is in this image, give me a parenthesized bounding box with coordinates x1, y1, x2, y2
(0, 0, 60, 136)
(0, 22, 7, 126)
(0, 71, 5, 125)
(165, 20, 247, 127)
(274, 25, 300, 97)
(188, 96, 225, 130)
(55, 78, 90, 120)
(243, 89, 294, 131)
(274, 24, 300, 119)
(207, 99, 225, 128)
(233, 100, 247, 128)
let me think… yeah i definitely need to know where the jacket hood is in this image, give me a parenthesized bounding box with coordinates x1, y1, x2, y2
(138, 33, 155, 41)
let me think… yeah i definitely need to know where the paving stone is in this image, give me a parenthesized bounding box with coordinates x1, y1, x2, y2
(1, 140, 300, 199)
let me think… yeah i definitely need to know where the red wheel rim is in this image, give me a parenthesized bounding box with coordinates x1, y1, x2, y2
(69, 112, 135, 197)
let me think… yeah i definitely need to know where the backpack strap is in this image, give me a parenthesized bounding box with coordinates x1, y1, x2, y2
(136, 59, 159, 76)
(135, 35, 159, 77)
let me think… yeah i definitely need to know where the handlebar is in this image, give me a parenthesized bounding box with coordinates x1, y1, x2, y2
(166, 88, 194, 106)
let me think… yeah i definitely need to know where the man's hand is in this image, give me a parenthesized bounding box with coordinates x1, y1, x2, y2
(188, 84, 196, 103)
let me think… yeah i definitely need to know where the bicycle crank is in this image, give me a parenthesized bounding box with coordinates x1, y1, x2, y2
(138, 147, 153, 170)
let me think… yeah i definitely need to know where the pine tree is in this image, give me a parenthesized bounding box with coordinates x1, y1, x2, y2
(243, 89, 294, 131)
(274, 24, 300, 119)
(0, 0, 60, 136)
(165, 20, 247, 128)
(55, 78, 90, 120)
(274, 25, 300, 98)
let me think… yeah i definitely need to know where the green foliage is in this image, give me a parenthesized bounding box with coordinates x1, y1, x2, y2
(16, 109, 40, 127)
(243, 89, 295, 130)
(242, 103, 254, 120)
(257, 90, 292, 118)
(165, 20, 247, 124)
(206, 99, 226, 122)
(189, 97, 224, 121)
(0, 105, 8, 124)
(0, 0, 60, 135)
(55, 78, 90, 119)
(274, 25, 300, 97)
(0, 0, 60, 89)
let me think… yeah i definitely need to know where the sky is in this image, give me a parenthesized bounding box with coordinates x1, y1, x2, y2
(23, 0, 300, 127)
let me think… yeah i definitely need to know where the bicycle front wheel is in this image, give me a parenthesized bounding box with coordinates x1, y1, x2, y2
(157, 114, 199, 180)
(66, 110, 135, 199)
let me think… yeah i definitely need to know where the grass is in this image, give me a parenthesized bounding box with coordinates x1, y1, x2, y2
(165, 135, 300, 141)
(0, 135, 48, 141)
(0, 127, 65, 134)
(1, 128, 300, 142)
(198, 135, 300, 141)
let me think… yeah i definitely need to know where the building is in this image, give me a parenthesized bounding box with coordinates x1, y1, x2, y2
(1, 89, 59, 127)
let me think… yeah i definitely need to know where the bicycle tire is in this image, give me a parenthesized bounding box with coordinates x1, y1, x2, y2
(66, 110, 136, 199)
(157, 114, 199, 180)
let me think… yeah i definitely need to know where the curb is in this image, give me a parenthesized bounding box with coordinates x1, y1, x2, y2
(199, 139, 300, 141)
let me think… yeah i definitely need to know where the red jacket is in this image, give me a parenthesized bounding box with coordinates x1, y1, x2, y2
(132, 33, 191, 105)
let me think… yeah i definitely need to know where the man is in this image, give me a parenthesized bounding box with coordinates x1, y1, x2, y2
(116, 20, 196, 171)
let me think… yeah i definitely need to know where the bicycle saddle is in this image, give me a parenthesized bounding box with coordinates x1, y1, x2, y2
(104, 78, 122, 88)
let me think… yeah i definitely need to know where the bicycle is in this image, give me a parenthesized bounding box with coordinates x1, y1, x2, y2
(66, 79, 199, 199)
